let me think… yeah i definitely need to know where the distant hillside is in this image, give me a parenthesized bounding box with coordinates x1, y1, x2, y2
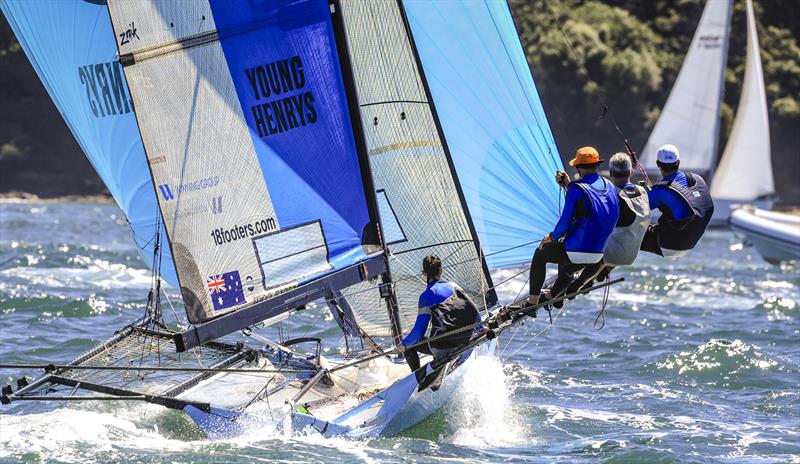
(1, 1, 798, 203)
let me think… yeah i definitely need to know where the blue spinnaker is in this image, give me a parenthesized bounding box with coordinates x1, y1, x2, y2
(404, 0, 563, 269)
(1, 0, 178, 285)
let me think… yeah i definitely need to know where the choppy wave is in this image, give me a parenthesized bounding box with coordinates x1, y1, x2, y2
(651, 339, 783, 381)
(1, 202, 799, 462)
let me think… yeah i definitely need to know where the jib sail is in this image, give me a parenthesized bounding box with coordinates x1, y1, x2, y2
(333, 0, 495, 337)
(404, 0, 564, 269)
(1, 0, 178, 285)
(105, 0, 378, 324)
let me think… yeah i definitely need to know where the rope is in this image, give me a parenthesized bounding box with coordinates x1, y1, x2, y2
(594, 274, 611, 330)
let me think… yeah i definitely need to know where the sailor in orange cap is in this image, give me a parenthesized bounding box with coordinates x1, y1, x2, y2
(517, 147, 620, 308)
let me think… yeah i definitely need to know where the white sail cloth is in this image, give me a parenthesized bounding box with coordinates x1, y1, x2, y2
(640, 0, 732, 174)
(710, 0, 774, 201)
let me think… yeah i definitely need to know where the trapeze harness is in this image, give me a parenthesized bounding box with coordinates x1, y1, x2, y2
(604, 184, 651, 266)
(653, 172, 714, 257)
(562, 177, 620, 264)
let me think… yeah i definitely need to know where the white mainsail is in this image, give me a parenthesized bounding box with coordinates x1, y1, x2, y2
(640, 0, 732, 174)
(710, 0, 774, 200)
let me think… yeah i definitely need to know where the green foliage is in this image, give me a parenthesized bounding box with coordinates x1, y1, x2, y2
(510, 0, 799, 203)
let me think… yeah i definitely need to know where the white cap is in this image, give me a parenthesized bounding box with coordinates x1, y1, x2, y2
(656, 144, 680, 164)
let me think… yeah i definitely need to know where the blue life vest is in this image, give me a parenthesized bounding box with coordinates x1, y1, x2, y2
(563, 177, 620, 259)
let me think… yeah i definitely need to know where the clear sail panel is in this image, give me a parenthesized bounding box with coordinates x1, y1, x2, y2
(337, 0, 490, 337)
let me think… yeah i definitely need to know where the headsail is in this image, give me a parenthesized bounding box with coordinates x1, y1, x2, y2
(0, 0, 178, 285)
(640, 0, 732, 175)
(332, 0, 495, 336)
(710, 0, 773, 201)
(404, 0, 564, 270)
(105, 0, 378, 326)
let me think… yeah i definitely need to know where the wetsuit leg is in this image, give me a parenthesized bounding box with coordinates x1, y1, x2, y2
(404, 342, 432, 372)
(550, 262, 586, 297)
(639, 224, 664, 256)
(529, 241, 570, 297)
(566, 261, 606, 295)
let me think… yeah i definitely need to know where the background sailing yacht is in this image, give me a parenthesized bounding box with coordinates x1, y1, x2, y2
(640, 0, 774, 225)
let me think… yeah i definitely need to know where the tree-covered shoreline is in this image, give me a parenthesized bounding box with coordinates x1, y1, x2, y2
(1, 0, 797, 203)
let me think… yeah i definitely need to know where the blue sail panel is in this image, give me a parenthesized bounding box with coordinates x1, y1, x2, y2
(404, 0, 564, 269)
(209, 0, 372, 274)
(103, 0, 374, 322)
(1, 0, 178, 285)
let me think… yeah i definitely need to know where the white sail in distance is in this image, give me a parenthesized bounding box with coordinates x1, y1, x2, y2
(710, 0, 774, 200)
(640, 0, 732, 175)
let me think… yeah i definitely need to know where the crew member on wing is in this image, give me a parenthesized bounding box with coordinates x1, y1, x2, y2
(518, 147, 619, 308)
(398, 255, 480, 383)
(640, 144, 714, 258)
(561, 152, 651, 299)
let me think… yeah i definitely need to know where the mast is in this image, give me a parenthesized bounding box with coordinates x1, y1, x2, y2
(329, 0, 404, 345)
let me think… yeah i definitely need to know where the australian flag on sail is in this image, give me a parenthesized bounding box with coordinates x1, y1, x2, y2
(207, 271, 246, 311)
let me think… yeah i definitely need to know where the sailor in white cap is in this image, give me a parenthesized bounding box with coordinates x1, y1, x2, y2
(640, 144, 715, 258)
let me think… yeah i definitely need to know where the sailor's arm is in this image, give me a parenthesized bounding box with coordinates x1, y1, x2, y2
(550, 184, 580, 241)
(400, 307, 431, 349)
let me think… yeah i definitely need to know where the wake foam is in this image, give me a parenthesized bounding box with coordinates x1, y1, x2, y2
(443, 354, 529, 448)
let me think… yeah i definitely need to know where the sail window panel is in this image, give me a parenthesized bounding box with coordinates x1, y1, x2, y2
(338, 0, 489, 336)
(376, 190, 407, 245)
(253, 221, 332, 291)
(122, 40, 280, 323)
(108, 0, 217, 56)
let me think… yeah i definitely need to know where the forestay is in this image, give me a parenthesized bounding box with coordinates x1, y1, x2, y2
(640, 0, 732, 175)
(106, 0, 377, 324)
(0, 0, 178, 285)
(334, 0, 494, 336)
(404, 0, 564, 269)
(710, 0, 773, 201)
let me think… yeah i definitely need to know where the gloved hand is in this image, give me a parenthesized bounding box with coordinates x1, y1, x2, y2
(555, 170, 570, 188)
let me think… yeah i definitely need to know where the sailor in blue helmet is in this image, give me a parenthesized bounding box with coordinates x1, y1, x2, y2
(517, 147, 620, 308)
(397, 255, 480, 380)
(640, 144, 714, 258)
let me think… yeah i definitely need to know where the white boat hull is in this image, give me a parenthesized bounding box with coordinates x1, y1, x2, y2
(729, 207, 800, 264)
(710, 198, 774, 227)
(183, 339, 497, 439)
